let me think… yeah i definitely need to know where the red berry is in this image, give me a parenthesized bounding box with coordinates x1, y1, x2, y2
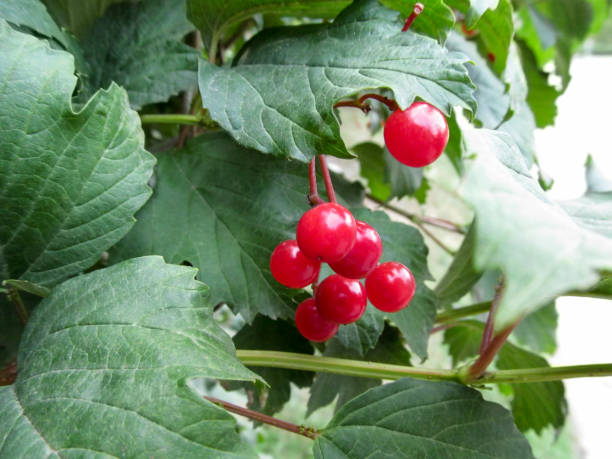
(383, 101, 449, 168)
(270, 240, 320, 288)
(366, 262, 416, 312)
(315, 274, 367, 324)
(329, 221, 382, 279)
(296, 203, 356, 263)
(295, 298, 338, 342)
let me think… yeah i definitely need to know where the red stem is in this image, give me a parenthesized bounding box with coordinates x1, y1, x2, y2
(358, 94, 399, 112)
(402, 3, 424, 32)
(467, 323, 518, 381)
(333, 100, 371, 113)
(318, 155, 337, 203)
(479, 281, 503, 354)
(308, 159, 324, 206)
(0, 360, 17, 386)
(204, 396, 318, 439)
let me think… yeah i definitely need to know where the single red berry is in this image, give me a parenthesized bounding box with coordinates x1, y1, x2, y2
(366, 262, 416, 313)
(329, 221, 382, 279)
(315, 274, 367, 324)
(269, 240, 320, 288)
(296, 203, 356, 263)
(295, 298, 338, 342)
(383, 101, 449, 168)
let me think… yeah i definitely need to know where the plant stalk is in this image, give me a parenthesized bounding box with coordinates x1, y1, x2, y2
(204, 396, 318, 439)
(318, 155, 337, 203)
(140, 114, 201, 125)
(236, 351, 612, 384)
(308, 158, 324, 206)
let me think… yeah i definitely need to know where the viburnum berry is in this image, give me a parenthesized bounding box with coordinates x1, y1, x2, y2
(383, 101, 449, 168)
(296, 202, 356, 263)
(270, 240, 320, 288)
(366, 262, 416, 312)
(329, 220, 382, 279)
(315, 274, 367, 324)
(295, 298, 338, 342)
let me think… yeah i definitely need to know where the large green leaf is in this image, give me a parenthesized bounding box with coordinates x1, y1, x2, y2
(307, 324, 411, 416)
(461, 127, 612, 332)
(111, 132, 363, 322)
(80, 0, 198, 109)
(0, 256, 259, 457)
(0, 21, 154, 287)
(333, 305, 385, 356)
(226, 316, 314, 416)
(352, 208, 435, 360)
(314, 377, 533, 458)
(198, 0, 475, 161)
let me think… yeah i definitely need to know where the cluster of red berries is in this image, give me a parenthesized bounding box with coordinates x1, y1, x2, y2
(270, 202, 416, 342)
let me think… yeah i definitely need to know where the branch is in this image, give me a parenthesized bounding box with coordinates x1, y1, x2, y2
(435, 301, 491, 324)
(235, 351, 612, 384)
(140, 114, 202, 125)
(366, 194, 465, 233)
(479, 280, 503, 354)
(204, 396, 318, 439)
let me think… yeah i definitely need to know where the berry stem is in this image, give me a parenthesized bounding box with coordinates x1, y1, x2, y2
(308, 158, 325, 206)
(6, 286, 28, 324)
(235, 351, 612, 384)
(358, 94, 399, 112)
(465, 322, 519, 382)
(402, 3, 424, 32)
(318, 155, 337, 203)
(333, 100, 371, 113)
(204, 396, 319, 439)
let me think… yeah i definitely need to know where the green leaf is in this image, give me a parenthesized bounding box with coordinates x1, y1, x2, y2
(333, 306, 385, 356)
(80, 0, 198, 109)
(0, 256, 259, 457)
(560, 192, 612, 239)
(498, 343, 567, 434)
(314, 377, 533, 458)
(461, 127, 612, 332)
(0, 21, 155, 287)
(0, 0, 71, 49)
(434, 223, 482, 307)
(42, 0, 131, 37)
(308, 324, 411, 415)
(111, 132, 363, 322)
(352, 208, 435, 360)
(383, 149, 424, 198)
(513, 303, 558, 355)
(226, 316, 314, 416)
(2, 280, 50, 298)
(198, 0, 475, 161)
(443, 320, 483, 366)
(585, 155, 612, 193)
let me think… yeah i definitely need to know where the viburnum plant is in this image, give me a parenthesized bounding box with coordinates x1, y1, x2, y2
(1, 0, 611, 457)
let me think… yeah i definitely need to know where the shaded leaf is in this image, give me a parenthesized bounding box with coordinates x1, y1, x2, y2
(111, 132, 363, 322)
(334, 306, 385, 357)
(80, 0, 198, 109)
(198, 0, 475, 161)
(314, 377, 533, 458)
(513, 303, 558, 355)
(42, 0, 132, 36)
(0, 21, 154, 287)
(0, 256, 259, 457)
(352, 142, 392, 201)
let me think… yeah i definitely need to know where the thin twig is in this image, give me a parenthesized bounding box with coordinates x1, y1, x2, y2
(318, 155, 337, 203)
(6, 286, 28, 324)
(402, 2, 424, 31)
(204, 396, 319, 439)
(479, 280, 503, 354)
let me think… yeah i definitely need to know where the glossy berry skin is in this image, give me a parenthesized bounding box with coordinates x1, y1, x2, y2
(329, 221, 382, 279)
(366, 262, 416, 313)
(315, 274, 367, 324)
(383, 101, 449, 168)
(296, 203, 356, 263)
(295, 298, 339, 342)
(269, 240, 320, 288)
